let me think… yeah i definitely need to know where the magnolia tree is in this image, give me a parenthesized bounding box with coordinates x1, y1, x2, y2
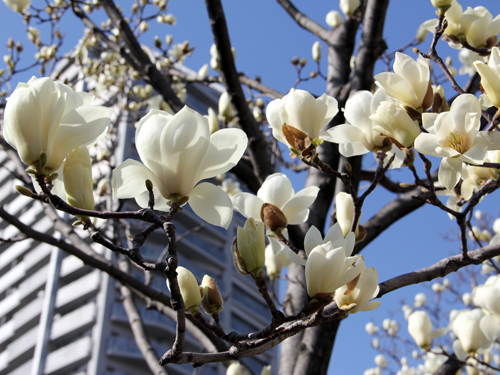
(2, 0, 500, 374)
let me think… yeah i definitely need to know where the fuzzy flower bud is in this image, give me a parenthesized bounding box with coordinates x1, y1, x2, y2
(339, 0, 360, 17)
(167, 266, 201, 314)
(325, 10, 343, 28)
(234, 218, 266, 275)
(312, 41, 321, 63)
(200, 275, 223, 315)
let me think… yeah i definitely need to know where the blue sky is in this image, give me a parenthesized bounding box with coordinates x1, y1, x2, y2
(2, 0, 500, 373)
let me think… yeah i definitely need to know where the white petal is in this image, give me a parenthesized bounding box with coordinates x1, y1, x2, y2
(232, 192, 265, 221)
(438, 157, 463, 191)
(257, 173, 294, 209)
(189, 182, 233, 229)
(414, 133, 441, 157)
(324, 222, 344, 244)
(196, 128, 248, 181)
(304, 225, 324, 255)
(113, 159, 165, 200)
(160, 106, 210, 196)
(281, 186, 320, 224)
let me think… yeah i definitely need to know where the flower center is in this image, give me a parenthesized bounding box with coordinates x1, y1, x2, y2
(444, 132, 467, 154)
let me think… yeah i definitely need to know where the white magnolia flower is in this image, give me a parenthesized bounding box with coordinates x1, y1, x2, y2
(232, 173, 319, 231)
(325, 10, 343, 28)
(284, 222, 355, 266)
(335, 257, 382, 314)
(421, 351, 447, 374)
(328, 90, 404, 168)
(3, 0, 30, 12)
(414, 292, 426, 307)
(113, 106, 247, 229)
(474, 47, 500, 108)
(226, 362, 242, 375)
(473, 275, 500, 323)
(265, 239, 291, 281)
(335, 192, 357, 238)
(3, 77, 111, 173)
(62, 146, 94, 213)
(451, 308, 499, 355)
(414, 94, 500, 191)
(459, 49, 485, 77)
(235, 218, 266, 274)
(465, 6, 500, 49)
(374, 52, 433, 111)
(369, 101, 421, 148)
(266, 89, 338, 154)
(407, 311, 446, 348)
(305, 242, 360, 299)
(461, 161, 495, 200)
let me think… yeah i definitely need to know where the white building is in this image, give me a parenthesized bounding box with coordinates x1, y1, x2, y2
(0, 60, 277, 375)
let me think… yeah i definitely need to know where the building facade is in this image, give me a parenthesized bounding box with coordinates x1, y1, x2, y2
(0, 63, 277, 375)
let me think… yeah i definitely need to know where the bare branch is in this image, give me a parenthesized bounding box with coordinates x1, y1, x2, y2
(205, 0, 275, 183)
(275, 0, 331, 41)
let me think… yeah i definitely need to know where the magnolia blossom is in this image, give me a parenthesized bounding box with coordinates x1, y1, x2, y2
(3, 0, 30, 12)
(328, 90, 405, 167)
(266, 89, 338, 155)
(465, 6, 500, 49)
(232, 173, 319, 232)
(369, 101, 421, 148)
(284, 222, 356, 266)
(335, 192, 357, 238)
(62, 146, 94, 214)
(334, 257, 381, 314)
(226, 362, 242, 375)
(414, 94, 500, 191)
(167, 266, 201, 313)
(473, 275, 500, 323)
(473, 47, 500, 108)
(451, 308, 499, 355)
(305, 242, 360, 299)
(113, 107, 247, 229)
(200, 275, 223, 315)
(218, 91, 234, 122)
(407, 311, 446, 348)
(374, 52, 432, 111)
(461, 161, 495, 200)
(3, 77, 111, 173)
(264, 240, 291, 281)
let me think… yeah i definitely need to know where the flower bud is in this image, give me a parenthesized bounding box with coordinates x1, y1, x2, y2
(335, 192, 356, 238)
(234, 218, 266, 274)
(167, 266, 201, 313)
(198, 63, 208, 78)
(339, 0, 360, 17)
(200, 275, 223, 315)
(63, 146, 94, 217)
(218, 91, 234, 122)
(260, 365, 271, 375)
(299, 57, 307, 67)
(416, 25, 429, 43)
(227, 362, 242, 375)
(430, 0, 452, 15)
(261, 203, 288, 232)
(325, 10, 343, 28)
(312, 41, 321, 63)
(139, 21, 149, 33)
(206, 107, 219, 134)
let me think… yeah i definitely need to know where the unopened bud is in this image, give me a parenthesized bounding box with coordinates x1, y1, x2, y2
(291, 56, 299, 66)
(154, 35, 162, 48)
(261, 204, 288, 232)
(168, 267, 202, 314)
(299, 58, 307, 67)
(200, 275, 224, 315)
(312, 41, 321, 63)
(15, 185, 33, 198)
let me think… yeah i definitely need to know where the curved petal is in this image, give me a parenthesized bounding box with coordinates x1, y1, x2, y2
(460, 143, 488, 164)
(113, 159, 166, 200)
(232, 192, 265, 220)
(160, 106, 210, 196)
(324, 223, 344, 244)
(281, 186, 320, 223)
(344, 91, 374, 135)
(316, 93, 339, 131)
(414, 133, 442, 157)
(438, 157, 463, 191)
(304, 225, 324, 255)
(189, 182, 233, 229)
(461, 179, 475, 201)
(375, 72, 419, 108)
(196, 128, 248, 181)
(257, 173, 294, 209)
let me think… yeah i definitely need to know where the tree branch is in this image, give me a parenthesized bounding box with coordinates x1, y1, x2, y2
(275, 0, 331, 41)
(205, 0, 275, 183)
